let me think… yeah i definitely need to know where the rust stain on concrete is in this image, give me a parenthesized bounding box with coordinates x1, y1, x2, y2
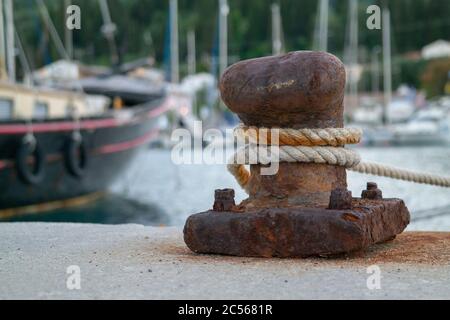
(159, 232, 450, 266)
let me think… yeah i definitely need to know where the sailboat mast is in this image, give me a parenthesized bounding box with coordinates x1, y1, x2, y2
(169, 0, 179, 83)
(64, 0, 73, 60)
(187, 29, 196, 76)
(371, 47, 380, 94)
(4, 0, 14, 82)
(348, 0, 358, 110)
(218, 0, 228, 77)
(98, 0, 119, 66)
(318, 0, 329, 52)
(271, 3, 282, 55)
(0, 0, 6, 80)
(382, 7, 392, 125)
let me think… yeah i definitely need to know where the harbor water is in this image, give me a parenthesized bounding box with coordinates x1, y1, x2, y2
(4, 146, 450, 231)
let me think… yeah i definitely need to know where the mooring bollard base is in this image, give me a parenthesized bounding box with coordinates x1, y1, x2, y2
(184, 198, 410, 258)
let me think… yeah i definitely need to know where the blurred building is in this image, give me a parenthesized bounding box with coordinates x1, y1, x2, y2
(422, 40, 450, 60)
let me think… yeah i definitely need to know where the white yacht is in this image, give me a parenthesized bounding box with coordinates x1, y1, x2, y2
(392, 106, 450, 146)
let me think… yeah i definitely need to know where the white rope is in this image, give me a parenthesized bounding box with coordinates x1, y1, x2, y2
(229, 126, 450, 191)
(351, 161, 450, 188)
(227, 145, 361, 193)
(231, 145, 361, 168)
(235, 125, 363, 146)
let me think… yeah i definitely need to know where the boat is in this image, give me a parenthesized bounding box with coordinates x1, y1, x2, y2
(0, 81, 169, 213)
(391, 105, 450, 146)
(0, 0, 171, 215)
(31, 58, 166, 108)
(345, 4, 417, 147)
(358, 125, 395, 146)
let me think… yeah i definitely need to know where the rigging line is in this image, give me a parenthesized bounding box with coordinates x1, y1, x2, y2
(34, 0, 85, 97)
(35, 0, 70, 62)
(14, 30, 33, 82)
(35, 0, 86, 137)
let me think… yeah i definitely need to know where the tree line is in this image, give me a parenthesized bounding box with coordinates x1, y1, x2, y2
(12, 0, 450, 87)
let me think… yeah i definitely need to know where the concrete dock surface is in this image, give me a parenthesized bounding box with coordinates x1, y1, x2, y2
(0, 223, 449, 300)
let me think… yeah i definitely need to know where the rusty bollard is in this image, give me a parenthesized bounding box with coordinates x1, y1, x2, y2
(184, 51, 410, 258)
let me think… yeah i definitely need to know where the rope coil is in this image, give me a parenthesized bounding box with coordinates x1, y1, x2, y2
(229, 126, 450, 193)
(235, 125, 363, 146)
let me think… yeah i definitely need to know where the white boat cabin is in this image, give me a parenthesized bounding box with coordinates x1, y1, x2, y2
(0, 81, 110, 121)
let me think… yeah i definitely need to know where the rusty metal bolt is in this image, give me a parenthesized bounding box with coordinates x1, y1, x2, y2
(213, 189, 236, 212)
(361, 182, 383, 200)
(328, 188, 353, 210)
(367, 182, 378, 190)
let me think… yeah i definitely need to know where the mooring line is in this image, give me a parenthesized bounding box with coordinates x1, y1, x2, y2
(229, 126, 450, 193)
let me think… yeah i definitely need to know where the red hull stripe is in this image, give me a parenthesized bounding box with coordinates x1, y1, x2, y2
(0, 129, 159, 171)
(95, 129, 159, 155)
(0, 99, 170, 135)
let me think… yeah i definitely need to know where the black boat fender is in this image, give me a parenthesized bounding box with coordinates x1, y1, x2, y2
(15, 135, 45, 185)
(64, 134, 88, 178)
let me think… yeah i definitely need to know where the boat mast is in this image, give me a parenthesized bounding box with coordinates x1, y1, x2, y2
(98, 0, 119, 66)
(36, 0, 88, 106)
(36, 0, 70, 60)
(371, 46, 381, 94)
(64, 0, 73, 60)
(169, 0, 179, 83)
(0, 0, 6, 80)
(382, 6, 392, 125)
(218, 0, 228, 78)
(187, 29, 196, 76)
(4, 0, 14, 82)
(271, 3, 283, 55)
(348, 0, 358, 111)
(318, 0, 329, 52)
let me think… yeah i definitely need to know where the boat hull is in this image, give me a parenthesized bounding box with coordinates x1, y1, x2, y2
(0, 100, 168, 210)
